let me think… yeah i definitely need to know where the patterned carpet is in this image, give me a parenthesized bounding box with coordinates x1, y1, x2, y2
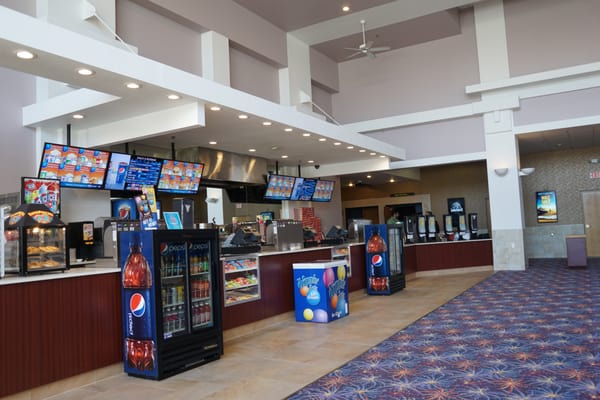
(287, 260, 600, 399)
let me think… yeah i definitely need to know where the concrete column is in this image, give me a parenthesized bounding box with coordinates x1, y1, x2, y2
(279, 33, 312, 114)
(201, 31, 230, 86)
(474, 0, 526, 270)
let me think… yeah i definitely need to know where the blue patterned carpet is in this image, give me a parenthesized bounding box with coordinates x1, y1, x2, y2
(288, 260, 600, 399)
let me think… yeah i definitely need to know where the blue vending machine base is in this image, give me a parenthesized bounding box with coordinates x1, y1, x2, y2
(292, 260, 349, 323)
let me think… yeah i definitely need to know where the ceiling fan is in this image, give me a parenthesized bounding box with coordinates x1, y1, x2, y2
(344, 20, 391, 60)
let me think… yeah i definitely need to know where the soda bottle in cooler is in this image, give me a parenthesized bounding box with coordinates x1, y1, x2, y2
(122, 233, 156, 371)
(366, 226, 389, 292)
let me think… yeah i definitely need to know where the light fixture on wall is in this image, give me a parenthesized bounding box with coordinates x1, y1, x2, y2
(494, 168, 509, 177)
(519, 167, 535, 176)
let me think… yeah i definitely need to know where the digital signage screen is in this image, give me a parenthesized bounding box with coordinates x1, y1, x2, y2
(38, 143, 109, 189)
(104, 152, 132, 191)
(289, 177, 317, 201)
(311, 180, 335, 202)
(264, 174, 295, 200)
(104, 153, 162, 191)
(21, 177, 61, 216)
(156, 160, 204, 194)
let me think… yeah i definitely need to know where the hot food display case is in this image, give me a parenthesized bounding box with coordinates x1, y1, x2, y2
(3, 204, 68, 276)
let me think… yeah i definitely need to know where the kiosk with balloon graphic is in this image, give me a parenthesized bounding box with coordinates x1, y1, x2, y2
(292, 260, 349, 323)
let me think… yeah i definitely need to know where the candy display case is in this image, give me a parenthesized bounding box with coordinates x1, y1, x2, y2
(222, 255, 260, 306)
(3, 203, 68, 276)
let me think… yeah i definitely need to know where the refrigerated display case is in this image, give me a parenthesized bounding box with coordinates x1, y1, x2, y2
(331, 245, 352, 277)
(365, 224, 405, 295)
(222, 255, 260, 306)
(3, 204, 68, 276)
(119, 229, 222, 380)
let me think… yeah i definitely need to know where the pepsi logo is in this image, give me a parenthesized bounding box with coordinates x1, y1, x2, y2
(159, 243, 169, 255)
(371, 254, 384, 267)
(129, 293, 146, 317)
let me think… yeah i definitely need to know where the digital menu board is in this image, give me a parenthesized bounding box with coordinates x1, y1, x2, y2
(157, 160, 204, 194)
(104, 153, 162, 191)
(104, 152, 132, 191)
(38, 143, 109, 189)
(289, 177, 317, 201)
(21, 177, 61, 215)
(264, 174, 296, 200)
(311, 180, 335, 202)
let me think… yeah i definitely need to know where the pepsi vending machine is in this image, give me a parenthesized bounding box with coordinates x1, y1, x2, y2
(365, 224, 405, 295)
(120, 229, 222, 380)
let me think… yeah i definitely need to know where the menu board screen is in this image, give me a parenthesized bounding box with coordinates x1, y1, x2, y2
(264, 174, 295, 200)
(104, 152, 132, 191)
(21, 177, 61, 215)
(311, 180, 335, 202)
(38, 143, 109, 189)
(124, 155, 162, 191)
(289, 177, 317, 201)
(157, 160, 204, 194)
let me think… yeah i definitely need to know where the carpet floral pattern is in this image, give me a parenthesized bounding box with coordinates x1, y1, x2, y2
(288, 262, 600, 399)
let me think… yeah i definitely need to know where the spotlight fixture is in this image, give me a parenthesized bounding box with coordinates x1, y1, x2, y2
(262, 121, 272, 126)
(16, 50, 35, 59)
(249, 148, 256, 152)
(72, 114, 84, 119)
(281, 155, 288, 159)
(167, 94, 180, 100)
(284, 128, 293, 132)
(77, 67, 94, 76)
(210, 106, 221, 111)
(318, 138, 327, 142)
(342, 5, 350, 12)
(238, 114, 249, 119)
(334, 142, 342, 146)
(209, 141, 217, 145)
(125, 82, 141, 89)
(302, 133, 311, 137)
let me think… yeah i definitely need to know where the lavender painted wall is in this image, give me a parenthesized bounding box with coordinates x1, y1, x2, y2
(143, 0, 287, 67)
(514, 87, 600, 127)
(117, 0, 203, 76)
(230, 47, 279, 103)
(505, 0, 600, 77)
(309, 48, 339, 93)
(366, 116, 485, 160)
(310, 83, 333, 119)
(331, 9, 480, 124)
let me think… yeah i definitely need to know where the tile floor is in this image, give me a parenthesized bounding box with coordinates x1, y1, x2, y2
(13, 270, 493, 400)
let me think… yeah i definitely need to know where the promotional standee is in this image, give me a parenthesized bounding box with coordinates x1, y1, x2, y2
(365, 224, 405, 295)
(293, 260, 349, 323)
(120, 229, 222, 380)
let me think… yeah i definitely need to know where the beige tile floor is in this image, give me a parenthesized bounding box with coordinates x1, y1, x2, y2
(12, 270, 493, 400)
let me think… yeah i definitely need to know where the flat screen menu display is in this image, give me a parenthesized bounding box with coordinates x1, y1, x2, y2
(289, 177, 317, 201)
(38, 143, 109, 189)
(104, 153, 162, 191)
(264, 174, 295, 200)
(104, 152, 132, 191)
(156, 160, 204, 194)
(21, 177, 61, 215)
(311, 180, 335, 202)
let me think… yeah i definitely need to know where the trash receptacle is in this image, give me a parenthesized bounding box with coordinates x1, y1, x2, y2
(566, 235, 587, 267)
(292, 260, 349, 323)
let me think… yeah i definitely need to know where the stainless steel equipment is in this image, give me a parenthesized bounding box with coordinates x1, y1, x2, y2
(272, 220, 303, 251)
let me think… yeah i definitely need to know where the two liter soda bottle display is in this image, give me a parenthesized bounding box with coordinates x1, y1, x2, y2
(122, 236, 156, 372)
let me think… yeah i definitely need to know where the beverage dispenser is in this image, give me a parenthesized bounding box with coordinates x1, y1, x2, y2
(469, 213, 478, 238)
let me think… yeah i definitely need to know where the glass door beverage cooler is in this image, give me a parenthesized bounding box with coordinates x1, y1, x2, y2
(365, 224, 405, 295)
(119, 229, 222, 380)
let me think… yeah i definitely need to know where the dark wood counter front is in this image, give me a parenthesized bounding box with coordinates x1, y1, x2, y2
(404, 239, 493, 274)
(0, 272, 122, 398)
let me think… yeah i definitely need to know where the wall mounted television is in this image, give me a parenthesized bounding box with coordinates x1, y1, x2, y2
(104, 152, 162, 191)
(38, 143, 109, 189)
(289, 177, 317, 201)
(264, 174, 296, 200)
(311, 180, 335, 202)
(21, 176, 61, 216)
(156, 159, 204, 194)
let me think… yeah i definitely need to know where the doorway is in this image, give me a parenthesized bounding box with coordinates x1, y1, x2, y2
(581, 191, 600, 257)
(345, 206, 379, 226)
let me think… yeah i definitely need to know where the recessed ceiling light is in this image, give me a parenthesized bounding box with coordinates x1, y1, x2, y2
(262, 121, 272, 126)
(347, 145, 354, 149)
(16, 50, 35, 59)
(126, 82, 141, 89)
(72, 114, 84, 119)
(238, 114, 249, 119)
(318, 138, 327, 142)
(281, 155, 288, 159)
(249, 148, 256, 152)
(167, 94, 180, 100)
(210, 105, 221, 111)
(359, 149, 366, 153)
(77, 68, 94, 76)
(307, 160, 315, 163)
(334, 142, 342, 146)
(342, 5, 350, 12)
(209, 141, 217, 145)
(302, 133, 311, 137)
(284, 128, 293, 132)
(379, 155, 386, 158)
(389, 177, 395, 183)
(366, 175, 372, 179)
(370, 152, 377, 156)
(348, 182, 354, 187)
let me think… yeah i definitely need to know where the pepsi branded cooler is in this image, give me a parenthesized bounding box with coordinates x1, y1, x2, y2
(292, 260, 349, 323)
(119, 229, 223, 380)
(364, 224, 405, 295)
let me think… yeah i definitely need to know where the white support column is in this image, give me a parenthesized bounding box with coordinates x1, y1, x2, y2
(201, 31, 230, 86)
(279, 33, 312, 114)
(206, 187, 225, 225)
(474, 0, 526, 270)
